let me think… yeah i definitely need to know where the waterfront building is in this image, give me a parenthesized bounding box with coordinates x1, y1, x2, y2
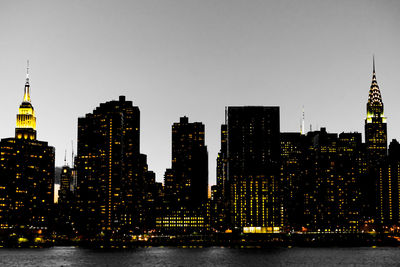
(0, 66, 54, 233)
(155, 207, 210, 234)
(224, 106, 281, 232)
(75, 96, 155, 238)
(301, 129, 363, 232)
(280, 132, 308, 230)
(363, 58, 388, 224)
(378, 139, 400, 226)
(159, 116, 209, 233)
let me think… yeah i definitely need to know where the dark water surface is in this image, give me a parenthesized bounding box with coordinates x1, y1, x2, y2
(1, 246, 400, 266)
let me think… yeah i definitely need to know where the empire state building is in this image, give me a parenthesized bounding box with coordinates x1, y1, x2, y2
(15, 62, 37, 140)
(0, 63, 54, 232)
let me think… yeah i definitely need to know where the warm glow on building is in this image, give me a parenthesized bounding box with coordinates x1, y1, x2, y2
(15, 64, 37, 140)
(242, 226, 280, 234)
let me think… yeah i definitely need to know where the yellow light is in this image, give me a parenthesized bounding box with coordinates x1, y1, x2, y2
(18, 237, 29, 243)
(16, 106, 36, 130)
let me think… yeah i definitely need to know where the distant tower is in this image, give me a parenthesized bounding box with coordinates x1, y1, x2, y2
(15, 61, 37, 140)
(164, 116, 208, 209)
(0, 64, 54, 231)
(365, 56, 387, 164)
(158, 116, 209, 234)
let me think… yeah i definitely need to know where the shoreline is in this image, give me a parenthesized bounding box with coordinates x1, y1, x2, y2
(2, 233, 400, 249)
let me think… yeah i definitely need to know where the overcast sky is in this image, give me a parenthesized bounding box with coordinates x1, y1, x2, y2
(1, 0, 400, 185)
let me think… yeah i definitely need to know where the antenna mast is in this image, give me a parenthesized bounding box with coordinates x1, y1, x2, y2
(71, 140, 75, 167)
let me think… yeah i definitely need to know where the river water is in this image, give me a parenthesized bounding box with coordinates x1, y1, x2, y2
(0, 246, 400, 266)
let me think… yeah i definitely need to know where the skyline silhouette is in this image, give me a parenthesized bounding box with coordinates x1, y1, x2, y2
(0, 52, 399, 245)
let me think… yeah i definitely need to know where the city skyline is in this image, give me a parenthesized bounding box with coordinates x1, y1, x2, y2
(1, 1, 400, 185)
(0, 42, 399, 242)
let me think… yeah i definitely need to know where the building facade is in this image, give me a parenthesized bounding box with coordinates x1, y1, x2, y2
(75, 96, 155, 238)
(365, 58, 387, 164)
(0, 68, 54, 235)
(223, 106, 281, 231)
(159, 116, 209, 233)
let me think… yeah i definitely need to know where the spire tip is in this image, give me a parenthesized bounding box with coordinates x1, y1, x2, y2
(26, 60, 30, 77)
(373, 55, 375, 73)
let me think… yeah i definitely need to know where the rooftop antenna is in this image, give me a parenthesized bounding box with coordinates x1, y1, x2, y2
(225, 106, 228, 124)
(64, 149, 67, 166)
(26, 60, 30, 81)
(299, 119, 302, 134)
(71, 140, 74, 167)
(23, 60, 31, 102)
(373, 54, 375, 73)
(301, 106, 305, 134)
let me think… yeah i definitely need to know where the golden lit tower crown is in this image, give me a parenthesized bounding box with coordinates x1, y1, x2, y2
(15, 61, 37, 140)
(364, 56, 387, 163)
(366, 56, 385, 123)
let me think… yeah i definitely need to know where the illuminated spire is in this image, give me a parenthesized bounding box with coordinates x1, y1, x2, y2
(26, 60, 30, 82)
(366, 56, 385, 122)
(15, 61, 36, 140)
(23, 60, 31, 102)
(364, 56, 387, 161)
(373, 55, 376, 74)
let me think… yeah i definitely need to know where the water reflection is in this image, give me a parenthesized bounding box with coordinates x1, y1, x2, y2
(0, 246, 399, 266)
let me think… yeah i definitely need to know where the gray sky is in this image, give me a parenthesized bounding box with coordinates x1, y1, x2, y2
(1, 0, 400, 185)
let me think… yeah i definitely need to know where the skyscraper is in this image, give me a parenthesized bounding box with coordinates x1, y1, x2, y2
(304, 129, 363, 232)
(363, 57, 388, 224)
(75, 96, 155, 238)
(377, 139, 400, 226)
(167, 116, 208, 209)
(365, 57, 387, 164)
(212, 124, 228, 231)
(0, 65, 54, 234)
(158, 116, 209, 233)
(15, 64, 37, 141)
(55, 159, 77, 237)
(224, 106, 281, 232)
(280, 132, 307, 230)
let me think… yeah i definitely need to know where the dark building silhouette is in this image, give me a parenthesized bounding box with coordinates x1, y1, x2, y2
(136, 154, 159, 230)
(0, 67, 54, 235)
(377, 139, 400, 226)
(75, 96, 155, 238)
(363, 58, 388, 225)
(280, 132, 308, 231)
(307, 130, 363, 232)
(221, 106, 281, 232)
(158, 116, 209, 233)
(280, 129, 364, 232)
(55, 162, 76, 237)
(59, 163, 75, 196)
(211, 124, 228, 231)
